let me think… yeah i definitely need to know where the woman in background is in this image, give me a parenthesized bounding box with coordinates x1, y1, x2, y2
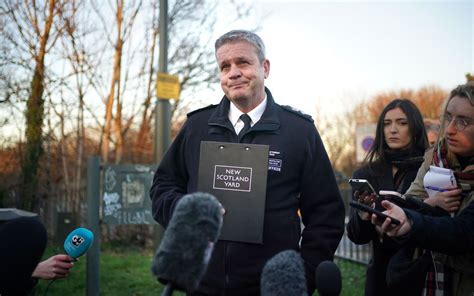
(346, 99, 429, 296)
(377, 82, 474, 296)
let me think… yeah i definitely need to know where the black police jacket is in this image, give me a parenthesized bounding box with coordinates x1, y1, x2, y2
(150, 88, 345, 295)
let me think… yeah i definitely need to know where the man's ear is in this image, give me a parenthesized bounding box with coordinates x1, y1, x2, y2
(263, 59, 270, 79)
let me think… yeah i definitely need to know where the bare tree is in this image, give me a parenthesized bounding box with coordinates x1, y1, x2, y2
(91, 0, 252, 164)
(92, 0, 142, 163)
(361, 85, 447, 122)
(315, 104, 365, 177)
(0, 0, 255, 221)
(1, 0, 71, 210)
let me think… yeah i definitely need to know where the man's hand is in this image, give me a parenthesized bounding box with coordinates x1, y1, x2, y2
(371, 200, 412, 237)
(32, 254, 75, 280)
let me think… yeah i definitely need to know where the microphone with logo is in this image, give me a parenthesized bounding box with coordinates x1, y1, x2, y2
(63, 227, 94, 260)
(64, 227, 94, 260)
(260, 250, 308, 296)
(42, 228, 94, 295)
(315, 261, 342, 296)
(151, 192, 223, 296)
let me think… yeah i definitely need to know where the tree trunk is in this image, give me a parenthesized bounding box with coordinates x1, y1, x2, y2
(101, 0, 123, 163)
(21, 0, 56, 211)
(135, 4, 159, 161)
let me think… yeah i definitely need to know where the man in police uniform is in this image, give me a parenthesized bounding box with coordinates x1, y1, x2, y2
(150, 30, 345, 296)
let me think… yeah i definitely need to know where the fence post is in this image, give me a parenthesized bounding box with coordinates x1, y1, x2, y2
(87, 155, 100, 295)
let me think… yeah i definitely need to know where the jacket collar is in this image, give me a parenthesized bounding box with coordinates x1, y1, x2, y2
(208, 87, 280, 133)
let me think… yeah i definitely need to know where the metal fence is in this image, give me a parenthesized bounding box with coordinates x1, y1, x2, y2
(335, 187, 371, 265)
(39, 169, 372, 264)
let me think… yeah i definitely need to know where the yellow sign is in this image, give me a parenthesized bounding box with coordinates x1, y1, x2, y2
(156, 73, 180, 99)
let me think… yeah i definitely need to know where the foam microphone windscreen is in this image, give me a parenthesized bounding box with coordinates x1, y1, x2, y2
(151, 192, 223, 293)
(260, 250, 308, 296)
(63, 227, 94, 259)
(315, 261, 342, 296)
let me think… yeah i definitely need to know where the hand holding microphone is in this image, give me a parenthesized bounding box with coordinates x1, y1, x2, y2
(32, 228, 93, 282)
(32, 254, 74, 280)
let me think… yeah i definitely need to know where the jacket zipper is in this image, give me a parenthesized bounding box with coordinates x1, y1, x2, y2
(225, 241, 230, 287)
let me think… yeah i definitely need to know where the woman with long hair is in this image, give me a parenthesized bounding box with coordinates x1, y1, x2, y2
(346, 98, 429, 295)
(376, 82, 474, 296)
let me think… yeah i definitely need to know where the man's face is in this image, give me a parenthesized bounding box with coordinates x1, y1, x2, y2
(216, 41, 270, 112)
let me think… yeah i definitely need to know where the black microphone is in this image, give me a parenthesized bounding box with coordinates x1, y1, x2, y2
(151, 192, 223, 296)
(315, 261, 342, 296)
(260, 250, 308, 296)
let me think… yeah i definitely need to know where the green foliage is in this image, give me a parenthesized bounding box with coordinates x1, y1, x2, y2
(35, 245, 365, 295)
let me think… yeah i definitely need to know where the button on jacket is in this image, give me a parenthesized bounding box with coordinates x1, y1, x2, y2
(150, 88, 345, 295)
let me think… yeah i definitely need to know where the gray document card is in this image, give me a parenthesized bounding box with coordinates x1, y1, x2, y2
(197, 141, 269, 244)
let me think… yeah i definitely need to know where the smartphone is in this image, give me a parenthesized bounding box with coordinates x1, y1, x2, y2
(379, 190, 409, 208)
(349, 200, 401, 226)
(348, 179, 377, 196)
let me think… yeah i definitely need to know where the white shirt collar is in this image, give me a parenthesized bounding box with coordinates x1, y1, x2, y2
(229, 94, 267, 129)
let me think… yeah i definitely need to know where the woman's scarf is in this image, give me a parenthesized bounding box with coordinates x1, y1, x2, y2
(383, 148, 425, 192)
(384, 148, 425, 169)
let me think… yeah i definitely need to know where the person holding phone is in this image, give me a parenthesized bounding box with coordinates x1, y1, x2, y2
(377, 82, 474, 296)
(346, 99, 429, 296)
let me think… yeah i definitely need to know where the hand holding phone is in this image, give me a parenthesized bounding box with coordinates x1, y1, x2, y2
(349, 179, 378, 206)
(349, 179, 377, 195)
(379, 190, 410, 208)
(349, 200, 401, 226)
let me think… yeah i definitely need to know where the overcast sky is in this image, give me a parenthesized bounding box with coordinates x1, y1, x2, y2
(203, 0, 473, 116)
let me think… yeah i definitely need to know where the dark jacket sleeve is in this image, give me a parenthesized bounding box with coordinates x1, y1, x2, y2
(346, 168, 377, 244)
(299, 125, 345, 292)
(150, 123, 190, 227)
(404, 201, 474, 254)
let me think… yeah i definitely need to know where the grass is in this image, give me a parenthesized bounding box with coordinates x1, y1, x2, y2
(335, 258, 366, 296)
(35, 244, 365, 295)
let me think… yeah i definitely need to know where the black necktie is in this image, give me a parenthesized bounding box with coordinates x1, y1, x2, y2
(238, 114, 252, 141)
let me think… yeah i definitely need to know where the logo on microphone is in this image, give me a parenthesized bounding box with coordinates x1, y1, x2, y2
(71, 235, 85, 247)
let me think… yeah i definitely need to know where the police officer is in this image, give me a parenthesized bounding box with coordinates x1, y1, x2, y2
(150, 29, 345, 296)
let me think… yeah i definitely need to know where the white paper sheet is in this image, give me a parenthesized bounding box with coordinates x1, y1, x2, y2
(423, 165, 457, 197)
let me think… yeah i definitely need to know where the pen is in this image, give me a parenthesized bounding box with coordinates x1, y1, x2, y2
(425, 186, 448, 192)
(426, 186, 468, 197)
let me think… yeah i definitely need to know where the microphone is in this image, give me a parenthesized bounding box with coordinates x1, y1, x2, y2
(63, 227, 94, 260)
(260, 250, 308, 296)
(151, 192, 223, 296)
(315, 261, 341, 296)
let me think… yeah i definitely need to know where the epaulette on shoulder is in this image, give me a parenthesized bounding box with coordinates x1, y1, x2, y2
(187, 104, 217, 118)
(280, 105, 313, 122)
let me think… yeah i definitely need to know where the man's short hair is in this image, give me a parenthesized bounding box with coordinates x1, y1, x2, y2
(215, 30, 266, 63)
